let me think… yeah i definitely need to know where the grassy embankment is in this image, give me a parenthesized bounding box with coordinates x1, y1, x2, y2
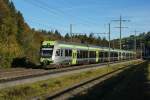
(70, 60, 150, 100)
(0, 60, 142, 100)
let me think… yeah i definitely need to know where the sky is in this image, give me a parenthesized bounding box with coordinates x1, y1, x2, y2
(11, 0, 150, 39)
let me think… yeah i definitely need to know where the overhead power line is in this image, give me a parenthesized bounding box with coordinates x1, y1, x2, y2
(37, 0, 99, 25)
(26, 19, 68, 33)
(24, 0, 99, 27)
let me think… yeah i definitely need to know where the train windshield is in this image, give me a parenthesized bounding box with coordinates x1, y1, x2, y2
(41, 48, 53, 57)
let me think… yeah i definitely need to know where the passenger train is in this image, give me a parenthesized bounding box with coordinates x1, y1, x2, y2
(40, 41, 136, 67)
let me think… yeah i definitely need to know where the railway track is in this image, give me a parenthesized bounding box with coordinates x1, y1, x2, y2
(0, 60, 139, 89)
(44, 61, 141, 100)
(0, 68, 48, 81)
(0, 63, 106, 82)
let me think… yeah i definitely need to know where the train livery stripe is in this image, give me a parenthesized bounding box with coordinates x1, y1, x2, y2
(96, 50, 99, 63)
(72, 49, 77, 65)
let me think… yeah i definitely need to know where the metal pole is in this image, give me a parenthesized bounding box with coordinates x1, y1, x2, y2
(134, 31, 137, 59)
(108, 23, 111, 67)
(112, 15, 129, 50)
(120, 16, 122, 50)
(70, 24, 72, 42)
(113, 39, 115, 61)
(112, 16, 130, 61)
(141, 43, 143, 59)
(143, 43, 145, 58)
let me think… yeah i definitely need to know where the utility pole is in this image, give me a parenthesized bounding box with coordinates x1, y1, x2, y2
(108, 23, 111, 65)
(132, 30, 140, 59)
(112, 39, 115, 61)
(112, 16, 130, 50)
(140, 43, 143, 59)
(143, 43, 145, 58)
(134, 30, 137, 59)
(140, 42, 145, 59)
(70, 24, 73, 42)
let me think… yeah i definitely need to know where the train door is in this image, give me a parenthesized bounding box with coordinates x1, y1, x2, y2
(72, 49, 77, 65)
(96, 50, 99, 63)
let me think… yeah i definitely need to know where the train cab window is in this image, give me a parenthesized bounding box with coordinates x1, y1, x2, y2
(56, 49, 60, 56)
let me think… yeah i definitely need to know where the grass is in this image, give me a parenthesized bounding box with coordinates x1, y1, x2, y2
(147, 62, 150, 79)
(0, 60, 142, 100)
(70, 61, 148, 100)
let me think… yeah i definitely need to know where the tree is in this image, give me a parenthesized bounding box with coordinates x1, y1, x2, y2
(65, 33, 70, 40)
(54, 30, 61, 39)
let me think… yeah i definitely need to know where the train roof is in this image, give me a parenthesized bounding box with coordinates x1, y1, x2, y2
(42, 40, 135, 53)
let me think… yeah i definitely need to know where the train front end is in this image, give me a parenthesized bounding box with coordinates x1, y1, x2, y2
(40, 41, 55, 65)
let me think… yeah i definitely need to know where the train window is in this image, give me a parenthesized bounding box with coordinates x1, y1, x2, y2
(80, 50, 83, 58)
(85, 51, 88, 58)
(81, 51, 83, 58)
(114, 52, 118, 57)
(104, 52, 108, 57)
(89, 51, 92, 58)
(77, 51, 80, 58)
(123, 53, 125, 56)
(110, 52, 113, 57)
(56, 49, 60, 56)
(99, 52, 103, 57)
(127, 53, 129, 57)
(82, 51, 85, 58)
(61, 49, 63, 56)
(90, 51, 96, 58)
(65, 49, 69, 57)
(94, 51, 96, 57)
(69, 50, 72, 57)
(83, 51, 86, 58)
(79, 50, 81, 58)
(82, 50, 88, 58)
(119, 52, 121, 56)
